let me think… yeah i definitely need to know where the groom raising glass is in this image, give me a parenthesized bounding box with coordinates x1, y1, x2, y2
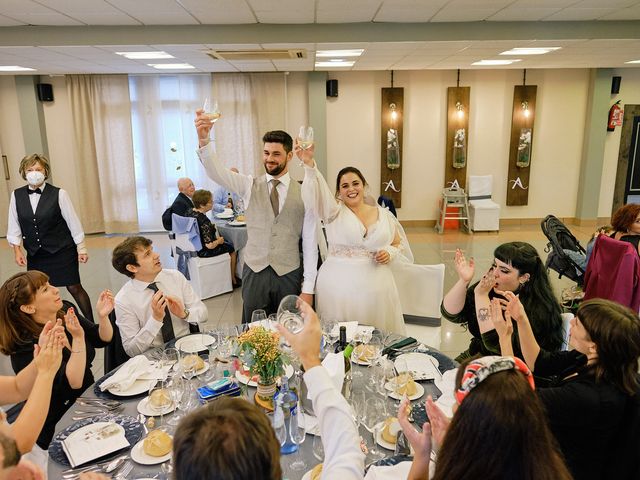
(194, 110, 317, 323)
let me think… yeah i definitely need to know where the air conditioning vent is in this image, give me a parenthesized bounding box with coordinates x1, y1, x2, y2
(205, 49, 307, 61)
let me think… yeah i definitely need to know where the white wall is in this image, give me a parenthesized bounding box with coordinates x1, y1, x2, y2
(326, 68, 591, 222)
(599, 68, 640, 218)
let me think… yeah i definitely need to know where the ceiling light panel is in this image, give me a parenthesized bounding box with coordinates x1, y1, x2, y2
(472, 59, 522, 65)
(315, 49, 364, 57)
(117, 51, 175, 59)
(500, 47, 561, 55)
(147, 63, 195, 69)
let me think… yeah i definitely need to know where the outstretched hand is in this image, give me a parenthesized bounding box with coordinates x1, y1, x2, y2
(424, 396, 450, 451)
(294, 139, 315, 167)
(96, 289, 115, 318)
(398, 397, 432, 458)
(490, 297, 513, 340)
(454, 248, 475, 284)
(194, 109, 213, 147)
(501, 290, 527, 323)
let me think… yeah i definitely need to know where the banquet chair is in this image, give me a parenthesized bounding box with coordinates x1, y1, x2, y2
(104, 311, 130, 373)
(393, 262, 445, 350)
(169, 216, 232, 300)
(560, 312, 574, 351)
(468, 175, 500, 232)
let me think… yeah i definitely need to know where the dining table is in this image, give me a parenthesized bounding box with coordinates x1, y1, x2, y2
(213, 217, 247, 279)
(47, 334, 456, 480)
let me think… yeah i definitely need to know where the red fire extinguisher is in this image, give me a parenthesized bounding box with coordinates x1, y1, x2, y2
(608, 101, 623, 132)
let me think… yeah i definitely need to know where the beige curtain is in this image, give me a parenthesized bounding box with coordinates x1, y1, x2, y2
(66, 75, 138, 233)
(212, 73, 286, 176)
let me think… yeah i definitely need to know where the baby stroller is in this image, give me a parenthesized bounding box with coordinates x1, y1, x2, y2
(540, 215, 587, 286)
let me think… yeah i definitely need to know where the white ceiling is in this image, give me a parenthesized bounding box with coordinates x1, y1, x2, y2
(0, 0, 639, 73)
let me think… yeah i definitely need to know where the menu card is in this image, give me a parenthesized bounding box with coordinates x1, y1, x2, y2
(61, 422, 130, 467)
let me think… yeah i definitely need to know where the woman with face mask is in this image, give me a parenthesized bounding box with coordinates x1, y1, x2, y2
(6, 154, 95, 321)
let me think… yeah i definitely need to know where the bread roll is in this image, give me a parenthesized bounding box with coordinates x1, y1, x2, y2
(381, 417, 401, 444)
(183, 354, 205, 371)
(143, 429, 172, 457)
(354, 344, 375, 362)
(394, 373, 417, 396)
(310, 463, 323, 480)
(148, 388, 171, 409)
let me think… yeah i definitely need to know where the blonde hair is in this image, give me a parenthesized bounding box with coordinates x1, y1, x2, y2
(18, 154, 51, 181)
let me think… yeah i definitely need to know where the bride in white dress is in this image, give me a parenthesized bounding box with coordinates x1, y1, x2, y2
(299, 149, 412, 334)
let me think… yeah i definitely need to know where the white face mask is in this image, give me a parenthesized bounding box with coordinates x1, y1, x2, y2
(26, 171, 45, 187)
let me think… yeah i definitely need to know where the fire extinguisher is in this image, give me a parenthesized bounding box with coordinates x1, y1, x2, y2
(608, 101, 623, 132)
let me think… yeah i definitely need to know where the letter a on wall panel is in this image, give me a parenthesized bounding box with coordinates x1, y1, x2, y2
(506, 85, 537, 206)
(445, 87, 470, 190)
(381, 88, 404, 207)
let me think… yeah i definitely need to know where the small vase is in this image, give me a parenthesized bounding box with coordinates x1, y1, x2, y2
(256, 379, 277, 402)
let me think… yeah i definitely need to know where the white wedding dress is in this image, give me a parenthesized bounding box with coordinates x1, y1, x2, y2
(303, 166, 413, 335)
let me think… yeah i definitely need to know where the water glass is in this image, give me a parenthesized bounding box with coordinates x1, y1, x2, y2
(166, 375, 184, 426)
(277, 295, 305, 334)
(364, 397, 385, 460)
(251, 309, 267, 325)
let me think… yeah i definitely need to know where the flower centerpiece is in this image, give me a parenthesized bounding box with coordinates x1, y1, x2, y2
(236, 326, 288, 402)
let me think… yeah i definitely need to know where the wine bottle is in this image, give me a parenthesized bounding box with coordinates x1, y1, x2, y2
(334, 326, 347, 353)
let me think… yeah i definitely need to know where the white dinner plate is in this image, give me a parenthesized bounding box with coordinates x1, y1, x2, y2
(374, 421, 398, 451)
(174, 334, 215, 354)
(215, 212, 234, 219)
(385, 380, 425, 401)
(235, 364, 294, 387)
(130, 437, 172, 465)
(227, 220, 246, 227)
(136, 397, 176, 417)
(394, 352, 440, 381)
(107, 378, 157, 397)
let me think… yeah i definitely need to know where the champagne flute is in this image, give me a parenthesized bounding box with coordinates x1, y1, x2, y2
(297, 126, 314, 150)
(277, 295, 305, 334)
(289, 402, 307, 471)
(202, 97, 221, 123)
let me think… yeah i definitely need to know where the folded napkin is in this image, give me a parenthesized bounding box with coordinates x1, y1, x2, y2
(364, 461, 412, 480)
(306, 352, 345, 403)
(61, 422, 130, 468)
(434, 368, 458, 418)
(137, 362, 173, 381)
(99, 355, 154, 392)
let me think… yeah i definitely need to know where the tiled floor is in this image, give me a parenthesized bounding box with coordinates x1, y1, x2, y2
(0, 223, 593, 378)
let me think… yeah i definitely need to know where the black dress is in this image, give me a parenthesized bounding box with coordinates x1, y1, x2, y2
(535, 350, 628, 480)
(10, 301, 110, 449)
(14, 184, 80, 286)
(187, 209, 234, 258)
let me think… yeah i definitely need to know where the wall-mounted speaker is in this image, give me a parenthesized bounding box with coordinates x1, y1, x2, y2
(36, 83, 54, 102)
(326, 79, 338, 98)
(611, 76, 622, 95)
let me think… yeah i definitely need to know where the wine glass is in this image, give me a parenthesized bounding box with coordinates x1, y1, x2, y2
(321, 317, 338, 350)
(167, 372, 184, 426)
(297, 126, 314, 150)
(182, 354, 198, 381)
(162, 347, 180, 370)
(148, 380, 172, 425)
(277, 295, 305, 334)
(312, 434, 324, 462)
(202, 97, 221, 123)
(251, 309, 267, 326)
(364, 397, 386, 460)
(289, 402, 307, 471)
(393, 358, 412, 406)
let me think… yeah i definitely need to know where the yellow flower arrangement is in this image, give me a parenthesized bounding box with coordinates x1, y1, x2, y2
(237, 326, 288, 385)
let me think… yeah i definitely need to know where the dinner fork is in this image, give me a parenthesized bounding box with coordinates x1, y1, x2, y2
(114, 460, 134, 479)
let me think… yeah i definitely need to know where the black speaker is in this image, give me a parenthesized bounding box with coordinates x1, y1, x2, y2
(326, 79, 338, 98)
(36, 83, 54, 102)
(611, 76, 621, 94)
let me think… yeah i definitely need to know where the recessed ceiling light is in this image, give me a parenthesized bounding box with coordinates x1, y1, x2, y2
(316, 49, 364, 58)
(315, 60, 355, 68)
(0, 66, 36, 72)
(625, 59, 640, 64)
(472, 59, 522, 66)
(117, 51, 175, 60)
(500, 47, 561, 55)
(148, 63, 195, 70)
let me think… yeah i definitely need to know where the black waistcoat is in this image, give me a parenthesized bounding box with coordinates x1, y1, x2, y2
(14, 184, 75, 256)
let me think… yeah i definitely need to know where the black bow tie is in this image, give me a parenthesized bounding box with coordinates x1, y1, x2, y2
(28, 188, 42, 195)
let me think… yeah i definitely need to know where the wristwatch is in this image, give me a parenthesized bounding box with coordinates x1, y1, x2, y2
(182, 308, 190, 319)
